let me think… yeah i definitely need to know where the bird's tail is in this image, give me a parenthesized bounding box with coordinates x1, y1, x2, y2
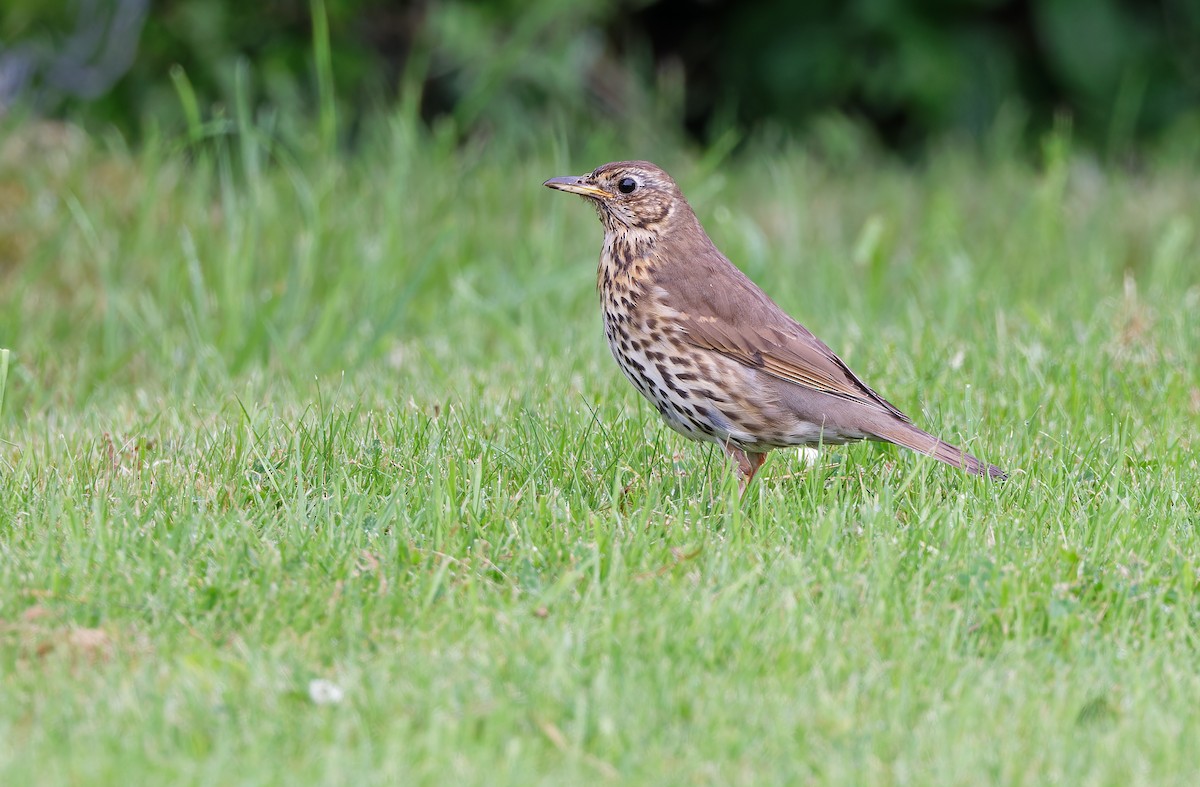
(872, 422, 1007, 481)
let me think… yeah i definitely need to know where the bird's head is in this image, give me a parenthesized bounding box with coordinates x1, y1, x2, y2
(544, 161, 686, 235)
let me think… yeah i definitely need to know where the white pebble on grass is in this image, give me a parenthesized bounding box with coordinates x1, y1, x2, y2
(308, 679, 345, 706)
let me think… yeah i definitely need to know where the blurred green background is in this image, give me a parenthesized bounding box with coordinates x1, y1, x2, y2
(3, 0, 1199, 154)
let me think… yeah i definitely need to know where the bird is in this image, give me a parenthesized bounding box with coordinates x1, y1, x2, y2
(544, 160, 1006, 493)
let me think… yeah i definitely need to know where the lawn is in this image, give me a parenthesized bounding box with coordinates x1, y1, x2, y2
(2, 115, 1199, 784)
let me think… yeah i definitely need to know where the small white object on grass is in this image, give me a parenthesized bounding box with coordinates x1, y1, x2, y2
(797, 447, 820, 468)
(308, 679, 345, 705)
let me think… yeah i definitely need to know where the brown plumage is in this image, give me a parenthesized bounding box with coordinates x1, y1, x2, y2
(544, 160, 1006, 492)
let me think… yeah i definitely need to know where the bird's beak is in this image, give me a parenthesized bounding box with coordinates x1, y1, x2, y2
(543, 175, 609, 200)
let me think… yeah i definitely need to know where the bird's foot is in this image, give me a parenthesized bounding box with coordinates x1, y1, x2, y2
(723, 445, 767, 496)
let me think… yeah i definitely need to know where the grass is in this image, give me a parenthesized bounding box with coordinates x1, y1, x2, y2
(1, 111, 1199, 785)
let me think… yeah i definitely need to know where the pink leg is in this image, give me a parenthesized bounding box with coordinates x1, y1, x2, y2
(723, 444, 768, 495)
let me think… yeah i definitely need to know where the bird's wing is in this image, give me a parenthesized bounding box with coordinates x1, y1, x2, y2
(659, 248, 912, 423)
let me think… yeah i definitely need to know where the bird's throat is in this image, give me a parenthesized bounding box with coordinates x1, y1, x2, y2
(598, 229, 657, 295)
(602, 228, 656, 271)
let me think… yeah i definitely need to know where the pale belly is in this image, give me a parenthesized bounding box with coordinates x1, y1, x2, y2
(601, 315, 723, 442)
(602, 313, 869, 452)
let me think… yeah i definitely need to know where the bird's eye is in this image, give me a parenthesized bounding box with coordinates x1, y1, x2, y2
(618, 177, 637, 194)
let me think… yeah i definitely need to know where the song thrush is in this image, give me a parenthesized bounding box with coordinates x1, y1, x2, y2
(544, 160, 1006, 493)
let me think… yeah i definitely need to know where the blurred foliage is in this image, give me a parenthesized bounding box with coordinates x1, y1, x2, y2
(1, 0, 1199, 153)
(629, 0, 1200, 153)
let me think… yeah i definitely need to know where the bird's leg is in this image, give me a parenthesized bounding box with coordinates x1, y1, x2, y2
(742, 451, 767, 494)
(723, 444, 768, 495)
